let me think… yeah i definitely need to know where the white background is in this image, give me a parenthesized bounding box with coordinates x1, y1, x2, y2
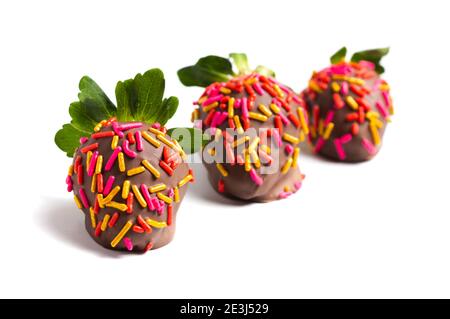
(0, 0, 449, 298)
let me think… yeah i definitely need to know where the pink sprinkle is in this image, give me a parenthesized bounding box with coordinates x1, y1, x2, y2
(79, 137, 88, 144)
(87, 151, 99, 177)
(272, 128, 282, 147)
(340, 133, 353, 144)
(217, 112, 228, 126)
(123, 238, 133, 251)
(241, 97, 249, 118)
(285, 144, 294, 155)
(78, 188, 89, 208)
(208, 88, 220, 97)
(122, 140, 137, 158)
(279, 112, 289, 125)
(278, 191, 292, 199)
(258, 149, 273, 165)
(314, 137, 325, 153)
(66, 175, 73, 192)
(210, 111, 222, 129)
(168, 188, 174, 198)
(203, 95, 223, 106)
(151, 122, 161, 129)
(225, 143, 235, 164)
(323, 111, 335, 126)
(382, 91, 390, 107)
(112, 121, 124, 138)
(361, 138, 376, 155)
(194, 121, 202, 129)
(376, 101, 389, 118)
(236, 154, 245, 165)
(341, 81, 349, 95)
(118, 123, 143, 131)
(294, 181, 302, 190)
(105, 146, 122, 171)
(253, 82, 264, 95)
(140, 184, 153, 209)
(103, 176, 115, 195)
(291, 94, 302, 104)
(359, 60, 375, 70)
(334, 139, 346, 160)
(150, 198, 159, 211)
(234, 98, 241, 108)
(330, 64, 352, 75)
(272, 98, 282, 107)
(135, 131, 143, 152)
(249, 168, 263, 186)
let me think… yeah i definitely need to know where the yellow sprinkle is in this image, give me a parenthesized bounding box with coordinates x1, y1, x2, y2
(214, 128, 222, 142)
(323, 123, 335, 140)
(244, 152, 251, 172)
(122, 180, 131, 199)
(284, 186, 290, 192)
(97, 194, 105, 208)
(251, 151, 261, 169)
(90, 172, 97, 193)
(74, 195, 82, 209)
(348, 77, 365, 86)
(310, 125, 317, 139)
(132, 185, 147, 208)
(198, 96, 207, 105)
(283, 133, 300, 144)
(281, 157, 293, 174)
(389, 104, 394, 115)
(106, 201, 128, 212)
(156, 134, 176, 149)
(245, 77, 256, 85)
(370, 123, 381, 145)
(233, 115, 244, 134)
(157, 192, 173, 204)
(292, 147, 300, 168)
(178, 174, 193, 187)
(331, 81, 341, 92)
(94, 123, 102, 132)
(191, 109, 200, 122)
(95, 155, 103, 174)
(90, 207, 96, 228)
(202, 101, 219, 113)
(372, 118, 384, 129)
(68, 165, 74, 176)
(258, 104, 273, 117)
(149, 127, 164, 135)
(149, 183, 166, 193)
(216, 163, 228, 177)
(228, 97, 235, 118)
(174, 187, 180, 203)
(220, 87, 231, 94)
(318, 119, 324, 136)
(269, 103, 280, 114)
(146, 218, 167, 229)
(366, 111, 379, 119)
(332, 74, 347, 81)
(142, 131, 161, 148)
(346, 96, 359, 110)
(297, 107, 309, 135)
(273, 84, 284, 97)
(86, 151, 92, 172)
(118, 152, 126, 172)
(102, 186, 121, 204)
(207, 147, 216, 156)
(309, 80, 322, 93)
(127, 166, 145, 177)
(248, 112, 268, 122)
(101, 214, 110, 231)
(260, 144, 271, 154)
(142, 160, 161, 178)
(248, 137, 260, 153)
(232, 136, 249, 148)
(299, 130, 306, 143)
(379, 83, 390, 91)
(111, 135, 119, 150)
(111, 220, 132, 248)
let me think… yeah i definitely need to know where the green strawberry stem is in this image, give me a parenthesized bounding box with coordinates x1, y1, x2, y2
(330, 47, 390, 74)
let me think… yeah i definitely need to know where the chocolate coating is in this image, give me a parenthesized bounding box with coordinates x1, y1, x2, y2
(302, 61, 393, 162)
(69, 122, 190, 252)
(194, 74, 307, 202)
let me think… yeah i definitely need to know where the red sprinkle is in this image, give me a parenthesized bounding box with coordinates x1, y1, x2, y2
(77, 164, 83, 185)
(80, 143, 98, 154)
(94, 220, 102, 237)
(137, 215, 152, 233)
(346, 113, 359, 121)
(351, 123, 360, 135)
(189, 169, 195, 183)
(262, 83, 277, 97)
(218, 179, 225, 193)
(333, 93, 345, 109)
(127, 193, 134, 214)
(108, 212, 119, 228)
(93, 197, 100, 214)
(167, 205, 173, 226)
(96, 173, 104, 193)
(74, 156, 81, 174)
(144, 241, 153, 252)
(204, 109, 216, 126)
(163, 146, 170, 162)
(91, 131, 115, 139)
(159, 160, 174, 176)
(274, 115, 283, 134)
(127, 131, 135, 144)
(132, 225, 144, 233)
(228, 118, 235, 129)
(288, 112, 300, 128)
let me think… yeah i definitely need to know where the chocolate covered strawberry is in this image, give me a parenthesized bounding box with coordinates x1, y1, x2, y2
(301, 47, 394, 162)
(55, 69, 194, 252)
(178, 53, 307, 202)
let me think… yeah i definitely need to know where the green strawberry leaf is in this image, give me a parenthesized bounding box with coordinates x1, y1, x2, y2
(78, 76, 116, 121)
(68, 101, 97, 133)
(168, 127, 208, 154)
(115, 79, 137, 122)
(55, 124, 88, 157)
(330, 46, 347, 64)
(134, 69, 165, 122)
(178, 55, 235, 87)
(254, 65, 276, 78)
(158, 96, 179, 125)
(351, 47, 390, 74)
(229, 53, 250, 75)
